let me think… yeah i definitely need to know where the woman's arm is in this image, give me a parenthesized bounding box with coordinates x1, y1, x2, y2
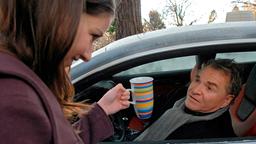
(73, 103, 114, 144)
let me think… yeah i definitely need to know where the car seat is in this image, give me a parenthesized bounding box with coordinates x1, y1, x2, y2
(230, 64, 256, 136)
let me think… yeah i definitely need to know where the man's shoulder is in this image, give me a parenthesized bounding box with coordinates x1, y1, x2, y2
(167, 110, 234, 139)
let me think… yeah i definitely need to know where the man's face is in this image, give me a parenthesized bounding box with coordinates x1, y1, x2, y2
(185, 66, 233, 113)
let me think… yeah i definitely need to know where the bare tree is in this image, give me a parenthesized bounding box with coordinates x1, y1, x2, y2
(232, 0, 256, 16)
(115, 0, 143, 40)
(164, 0, 196, 26)
(232, 0, 256, 7)
(208, 10, 217, 23)
(143, 10, 166, 32)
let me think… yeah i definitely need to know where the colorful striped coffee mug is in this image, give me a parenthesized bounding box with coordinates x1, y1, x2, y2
(129, 77, 154, 119)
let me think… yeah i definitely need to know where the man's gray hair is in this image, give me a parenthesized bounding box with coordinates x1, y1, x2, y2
(202, 59, 242, 98)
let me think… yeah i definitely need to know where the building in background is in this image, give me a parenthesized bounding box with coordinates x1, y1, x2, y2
(226, 6, 256, 22)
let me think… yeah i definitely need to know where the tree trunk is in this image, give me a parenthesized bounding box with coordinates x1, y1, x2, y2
(116, 0, 143, 40)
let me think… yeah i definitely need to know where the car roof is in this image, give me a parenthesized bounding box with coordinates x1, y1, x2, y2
(71, 21, 256, 84)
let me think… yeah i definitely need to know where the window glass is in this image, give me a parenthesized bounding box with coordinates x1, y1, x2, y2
(115, 56, 196, 76)
(216, 52, 256, 63)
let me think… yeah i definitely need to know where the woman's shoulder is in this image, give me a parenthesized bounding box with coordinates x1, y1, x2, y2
(0, 52, 49, 95)
(0, 52, 50, 110)
(0, 77, 45, 109)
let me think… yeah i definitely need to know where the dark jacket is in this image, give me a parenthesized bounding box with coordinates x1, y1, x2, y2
(166, 110, 236, 139)
(0, 53, 113, 144)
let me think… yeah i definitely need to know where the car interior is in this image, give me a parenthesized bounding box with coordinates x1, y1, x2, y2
(74, 51, 256, 142)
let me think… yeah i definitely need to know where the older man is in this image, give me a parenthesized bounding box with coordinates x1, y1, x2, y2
(135, 59, 242, 141)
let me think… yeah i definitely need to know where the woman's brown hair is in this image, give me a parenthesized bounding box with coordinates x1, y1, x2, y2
(0, 0, 115, 119)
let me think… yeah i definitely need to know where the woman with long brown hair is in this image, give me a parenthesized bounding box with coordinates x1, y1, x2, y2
(0, 0, 130, 143)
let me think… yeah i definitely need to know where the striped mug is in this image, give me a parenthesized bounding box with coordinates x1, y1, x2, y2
(129, 77, 154, 119)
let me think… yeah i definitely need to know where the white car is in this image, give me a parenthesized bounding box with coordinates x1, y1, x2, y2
(71, 21, 256, 143)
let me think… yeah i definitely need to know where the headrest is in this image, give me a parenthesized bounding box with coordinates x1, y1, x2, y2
(237, 64, 256, 121)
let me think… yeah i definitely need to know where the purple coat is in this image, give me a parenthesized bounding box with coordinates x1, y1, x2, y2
(0, 53, 114, 144)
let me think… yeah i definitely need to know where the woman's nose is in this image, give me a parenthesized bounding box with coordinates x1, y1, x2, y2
(80, 46, 93, 62)
(81, 52, 92, 62)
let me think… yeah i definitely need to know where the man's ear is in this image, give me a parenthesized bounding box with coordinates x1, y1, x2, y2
(221, 94, 234, 108)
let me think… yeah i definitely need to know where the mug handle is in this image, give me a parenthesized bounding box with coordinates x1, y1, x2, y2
(126, 88, 136, 105)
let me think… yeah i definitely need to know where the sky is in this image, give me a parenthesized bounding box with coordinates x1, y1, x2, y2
(141, 0, 236, 26)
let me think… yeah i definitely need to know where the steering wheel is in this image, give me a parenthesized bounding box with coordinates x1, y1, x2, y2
(74, 80, 127, 141)
(105, 112, 126, 142)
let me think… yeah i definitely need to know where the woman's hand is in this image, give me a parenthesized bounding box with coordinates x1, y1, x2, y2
(97, 83, 130, 115)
